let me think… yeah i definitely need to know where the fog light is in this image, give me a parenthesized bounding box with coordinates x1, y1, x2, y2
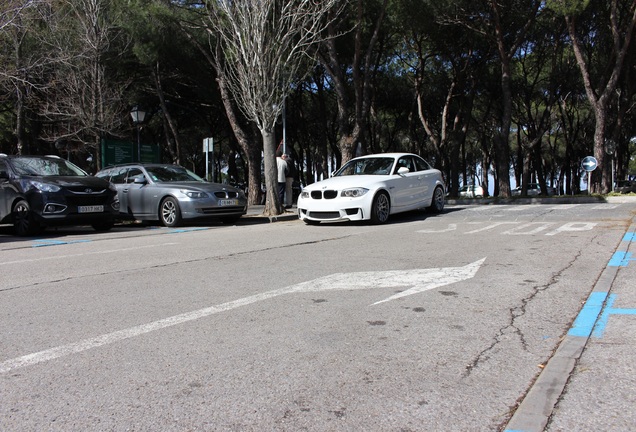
(43, 203, 67, 214)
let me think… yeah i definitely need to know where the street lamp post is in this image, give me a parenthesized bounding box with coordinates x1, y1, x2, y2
(130, 105, 147, 162)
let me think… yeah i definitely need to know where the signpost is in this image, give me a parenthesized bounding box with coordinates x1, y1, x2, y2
(581, 156, 598, 194)
(203, 137, 214, 181)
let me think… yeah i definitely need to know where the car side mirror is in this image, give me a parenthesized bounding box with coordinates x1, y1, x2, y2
(134, 176, 147, 184)
(397, 167, 410, 175)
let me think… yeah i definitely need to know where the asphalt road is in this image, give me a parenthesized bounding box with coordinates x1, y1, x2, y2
(1, 201, 634, 431)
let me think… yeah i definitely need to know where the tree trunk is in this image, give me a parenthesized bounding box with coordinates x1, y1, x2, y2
(261, 129, 283, 215)
(591, 109, 609, 193)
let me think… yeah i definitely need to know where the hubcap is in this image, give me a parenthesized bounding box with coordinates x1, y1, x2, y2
(162, 201, 176, 224)
(14, 204, 29, 231)
(376, 194, 389, 222)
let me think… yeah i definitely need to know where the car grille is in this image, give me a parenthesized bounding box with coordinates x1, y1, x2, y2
(308, 211, 340, 219)
(214, 191, 239, 199)
(199, 206, 244, 215)
(310, 190, 338, 199)
(66, 189, 112, 206)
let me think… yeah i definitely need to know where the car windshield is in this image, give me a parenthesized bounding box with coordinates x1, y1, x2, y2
(335, 157, 395, 176)
(145, 165, 205, 183)
(10, 157, 87, 176)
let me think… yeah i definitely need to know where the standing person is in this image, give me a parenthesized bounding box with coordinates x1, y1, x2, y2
(276, 149, 288, 205)
(284, 154, 296, 209)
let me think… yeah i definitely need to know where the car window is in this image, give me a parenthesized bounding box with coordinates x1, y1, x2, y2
(0, 160, 8, 177)
(413, 156, 431, 172)
(9, 157, 86, 176)
(144, 166, 204, 182)
(94, 169, 109, 181)
(395, 156, 415, 174)
(336, 157, 394, 176)
(109, 167, 128, 184)
(125, 168, 145, 184)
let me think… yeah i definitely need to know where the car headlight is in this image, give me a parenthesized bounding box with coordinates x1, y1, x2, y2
(181, 190, 209, 199)
(341, 188, 369, 198)
(300, 191, 310, 199)
(30, 181, 61, 192)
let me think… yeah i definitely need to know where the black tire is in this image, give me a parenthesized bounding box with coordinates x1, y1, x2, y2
(12, 199, 40, 236)
(428, 186, 445, 213)
(159, 197, 182, 227)
(92, 220, 114, 232)
(370, 192, 390, 224)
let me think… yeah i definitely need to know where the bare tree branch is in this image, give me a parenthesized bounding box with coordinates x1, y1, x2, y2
(202, 0, 344, 215)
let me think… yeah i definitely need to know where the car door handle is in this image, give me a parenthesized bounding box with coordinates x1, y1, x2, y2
(122, 189, 129, 193)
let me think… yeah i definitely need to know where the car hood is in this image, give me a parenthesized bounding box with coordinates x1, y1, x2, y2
(153, 181, 242, 193)
(35, 176, 112, 188)
(302, 175, 390, 191)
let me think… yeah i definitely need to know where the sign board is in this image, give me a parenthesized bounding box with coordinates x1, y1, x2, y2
(581, 156, 598, 172)
(203, 137, 214, 181)
(101, 139, 160, 168)
(203, 137, 213, 153)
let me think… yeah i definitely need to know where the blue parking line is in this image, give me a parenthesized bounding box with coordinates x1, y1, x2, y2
(608, 251, 633, 267)
(568, 291, 608, 338)
(31, 239, 92, 248)
(623, 232, 636, 242)
(167, 227, 209, 234)
(593, 294, 636, 338)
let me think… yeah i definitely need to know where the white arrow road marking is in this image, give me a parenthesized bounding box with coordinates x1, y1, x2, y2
(370, 258, 485, 304)
(0, 259, 485, 373)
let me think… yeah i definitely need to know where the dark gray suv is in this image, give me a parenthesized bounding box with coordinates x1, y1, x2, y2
(0, 154, 119, 235)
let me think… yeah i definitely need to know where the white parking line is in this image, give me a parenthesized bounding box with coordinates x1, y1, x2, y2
(549, 204, 580, 210)
(591, 204, 620, 210)
(0, 243, 179, 266)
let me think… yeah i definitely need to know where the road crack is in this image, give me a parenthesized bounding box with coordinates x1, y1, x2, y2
(462, 237, 592, 378)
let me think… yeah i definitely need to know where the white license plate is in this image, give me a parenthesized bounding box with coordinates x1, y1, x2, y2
(78, 205, 104, 213)
(219, 199, 238, 206)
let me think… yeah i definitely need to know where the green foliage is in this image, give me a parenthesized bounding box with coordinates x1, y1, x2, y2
(546, 0, 591, 16)
(0, 0, 632, 194)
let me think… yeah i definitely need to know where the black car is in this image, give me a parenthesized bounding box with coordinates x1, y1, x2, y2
(0, 154, 119, 236)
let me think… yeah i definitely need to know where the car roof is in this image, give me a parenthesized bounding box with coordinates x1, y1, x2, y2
(352, 153, 417, 158)
(0, 154, 63, 160)
(101, 163, 181, 169)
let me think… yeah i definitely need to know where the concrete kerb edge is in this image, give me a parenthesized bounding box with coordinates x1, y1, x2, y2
(504, 220, 636, 432)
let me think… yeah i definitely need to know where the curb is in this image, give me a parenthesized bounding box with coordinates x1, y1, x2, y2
(504, 221, 636, 431)
(243, 207, 298, 223)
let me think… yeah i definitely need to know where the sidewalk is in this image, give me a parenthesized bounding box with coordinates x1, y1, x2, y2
(244, 205, 298, 223)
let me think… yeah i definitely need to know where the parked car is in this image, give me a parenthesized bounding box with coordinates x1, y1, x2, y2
(297, 153, 445, 225)
(0, 154, 118, 236)
(95, 163, 247, 227)
(459, 184, 484, 198)
(512, 183, 556, 196)
(615, 180, 636, 194)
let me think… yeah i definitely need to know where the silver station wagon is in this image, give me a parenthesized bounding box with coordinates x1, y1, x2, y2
(96, 163, 247, 227)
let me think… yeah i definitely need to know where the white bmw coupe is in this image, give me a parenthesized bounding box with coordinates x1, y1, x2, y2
(297, 153, 445, 225)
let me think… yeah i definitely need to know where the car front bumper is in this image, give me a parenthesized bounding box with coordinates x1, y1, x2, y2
(297, 194, 374, 223)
